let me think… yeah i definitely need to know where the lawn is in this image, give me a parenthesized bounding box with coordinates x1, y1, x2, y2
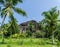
(0, 38, 59, 47)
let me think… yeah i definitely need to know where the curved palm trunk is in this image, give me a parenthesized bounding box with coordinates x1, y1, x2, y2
(1, 15, 6, 43)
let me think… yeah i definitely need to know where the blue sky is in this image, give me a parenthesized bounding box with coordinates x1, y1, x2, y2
(1, 0, 60, 24)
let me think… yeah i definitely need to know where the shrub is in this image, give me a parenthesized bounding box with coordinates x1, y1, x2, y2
(26, 30, 32, 37)
(33, 30, 45, 38)
(10, 33, 27, 38)
(19, 34, 26, 38)
(10, 34, 19, 38)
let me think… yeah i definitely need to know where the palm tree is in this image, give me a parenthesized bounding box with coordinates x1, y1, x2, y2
(42, 7, 60, 44)
(0, 0, 26, 43)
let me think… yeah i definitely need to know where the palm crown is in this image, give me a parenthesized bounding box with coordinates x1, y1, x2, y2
(42, 7, 60, 44)
(0, 0, 26, 28)
(42, 7, 59, 24)
(0, 0, 26, 17)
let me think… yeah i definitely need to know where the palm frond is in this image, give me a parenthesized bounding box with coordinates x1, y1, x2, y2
(13, 7, 27, 16)
(42, 12, 51, 20)
(0, 8, 6, 18)
(10, 0, 23, 6)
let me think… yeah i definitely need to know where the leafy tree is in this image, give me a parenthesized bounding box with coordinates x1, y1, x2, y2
(1, 17, 20, 38)
(1, 23, 10, 37)
(28, 22, 34, 32)
(39, 19, 49, 38)
(7, 16, 20, 36)
(42, 7, 60, 44)
(33, 30, 45, 38)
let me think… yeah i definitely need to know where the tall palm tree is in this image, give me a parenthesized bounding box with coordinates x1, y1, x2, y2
(42, 7, 60, 44)
(0, 0, 26, 43)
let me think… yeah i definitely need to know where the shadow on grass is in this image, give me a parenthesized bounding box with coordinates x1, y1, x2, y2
(0, 42, 7, 44)
(46, 42, 53, 45)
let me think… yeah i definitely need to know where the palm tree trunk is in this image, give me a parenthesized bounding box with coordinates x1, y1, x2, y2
(52, 31, 55, 44)
(1, 15, 6, 43)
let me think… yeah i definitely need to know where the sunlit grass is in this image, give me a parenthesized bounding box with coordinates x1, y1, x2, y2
(0, 38, 59, 47)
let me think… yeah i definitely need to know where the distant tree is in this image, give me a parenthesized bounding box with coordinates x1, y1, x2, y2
(39, 19, 50, 38)
(42, 7, 60, 44)
(26, 22, 35, 37)
(28, 22, 35, 32)
(7, 17, 20, 36)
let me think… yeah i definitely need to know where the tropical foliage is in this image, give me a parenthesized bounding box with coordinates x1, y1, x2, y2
(42, 7, 60, 44)
(0, 0, 60, 46)
(0, 0, 26, 43)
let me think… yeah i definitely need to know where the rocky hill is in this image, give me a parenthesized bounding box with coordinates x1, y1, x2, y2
(19, 20, 39, 33)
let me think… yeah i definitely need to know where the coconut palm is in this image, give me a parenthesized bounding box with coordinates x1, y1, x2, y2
(0, 0, 26, 43)
(42, 7, 60, 44)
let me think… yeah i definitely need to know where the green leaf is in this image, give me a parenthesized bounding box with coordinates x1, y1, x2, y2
(13, 7, 27, 16)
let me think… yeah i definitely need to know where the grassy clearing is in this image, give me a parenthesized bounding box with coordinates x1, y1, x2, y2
(0, 38, 59, 47)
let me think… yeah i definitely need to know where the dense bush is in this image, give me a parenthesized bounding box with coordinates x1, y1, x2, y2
(10, 30, 46, 38)
(19, 33, 27, 38)
(10, 34, 19, 38)
(33, 30, 45, 38)
(10, 33, 27, 38)
(26, 30, 32, 37)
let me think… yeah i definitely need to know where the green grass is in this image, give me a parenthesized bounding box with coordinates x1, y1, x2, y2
(0, 38, 59, 47)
